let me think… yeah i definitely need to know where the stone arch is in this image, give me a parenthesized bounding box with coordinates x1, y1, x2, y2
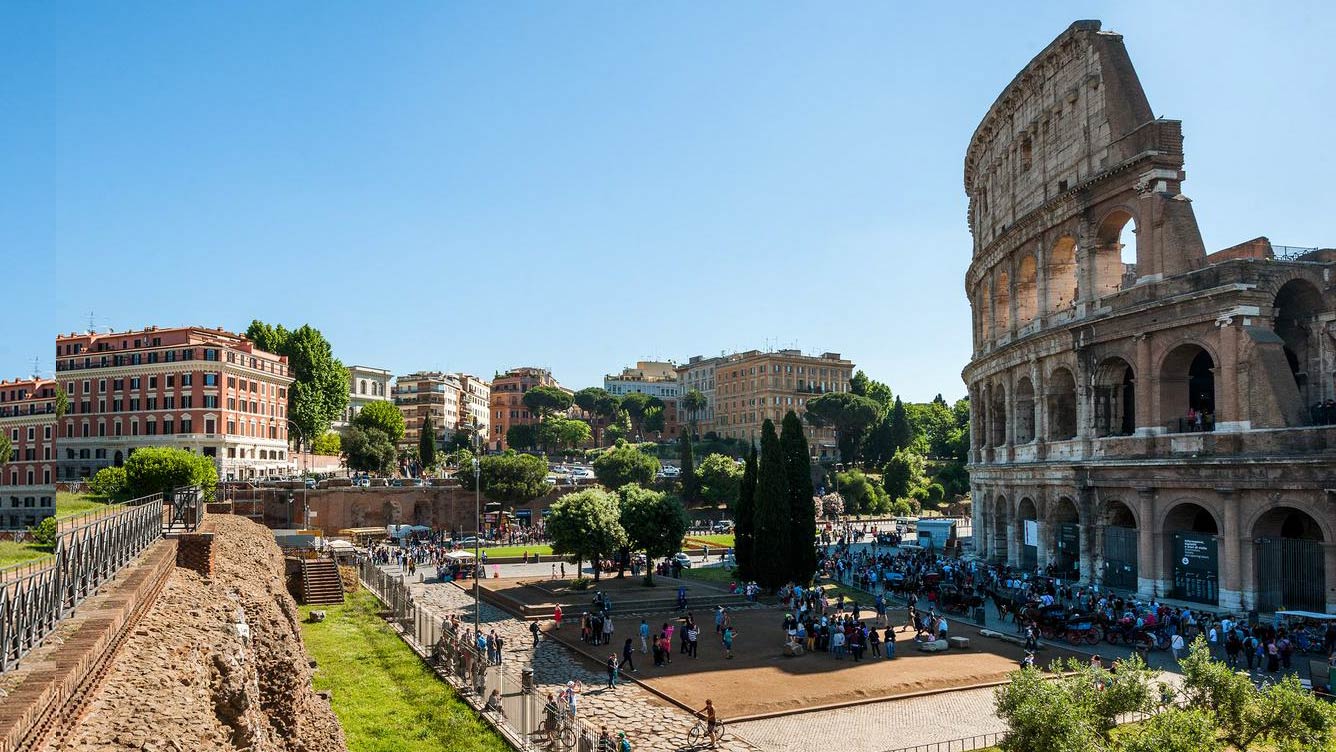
(1017, 496, 1039, 569)
(1252, 506, 1327, 612)
(1093, 207, 1138, 296)
(1159, 342, 1217, 432)
(1046, 367, 1078, 440)
(995, 270, 1012, 336)
(1050, 495, 1082, 577)
(1162, 499, 1222, 604)
(1100, 499, 1139, 590)
(1046, 236, 1078, 313)
(1273, 278, 1324, 412)
(1092, 356, 1136, 437)
(1016, 255, 1038, 327)
(990, 383, 1008, 447)
(1014, 376, 1036, 443)
(979, 284, 993, 343)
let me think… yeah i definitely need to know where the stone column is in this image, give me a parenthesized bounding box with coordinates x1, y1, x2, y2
(1215, 322, 1247, 432)
(1036, 517, 1052, 570)
(1005, 493, 1020, 568)
(1078, 488, 1096, 583)
(972, 485, 987, 560)
(1325, 542, 1336, 614)
(1134, 333, 1157, 434)
(1035, 241, 1050, 326)
(1218, 489, 1243, 611)
(1136, 487, 1158, 598)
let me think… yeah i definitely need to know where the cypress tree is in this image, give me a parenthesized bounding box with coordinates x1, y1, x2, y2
(780, 411, 817, 584)
(679, 430, 698, 504)
(752, 419, 791, 591)
(734, 443, 758, 580)
(889, 396, 912, 453)
(419, 415, 437, 472)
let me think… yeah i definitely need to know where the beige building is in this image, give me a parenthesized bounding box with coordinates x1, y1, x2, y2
(334, 365, 392, 434)
(392, 371, 490, 450)
(964, 21, 1336, 613)
(677, 355, 722, 432)
(713, 349, 853, 459)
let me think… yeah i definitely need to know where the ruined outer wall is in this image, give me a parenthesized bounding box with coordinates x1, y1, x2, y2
(259, 485, 579, 532)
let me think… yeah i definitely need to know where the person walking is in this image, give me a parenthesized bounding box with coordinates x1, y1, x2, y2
(869, 626, 882, 657)
(620, 637, 636, 673)
(686, 623, 700, 658)
(722, 625, 735, 659)
(554, 604, 563, 631)
(606, 654, 619, 689)
(603, 614, 615, 647)
(1170, 632, 1185, 662)
(639, 618, 650, 653)
(618, 730, 632, 752)
(530, 620, 541, 647)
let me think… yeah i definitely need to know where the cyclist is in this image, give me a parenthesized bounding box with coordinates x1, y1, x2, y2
(542, 692, 561, 744)
(694, 698, 719, 747)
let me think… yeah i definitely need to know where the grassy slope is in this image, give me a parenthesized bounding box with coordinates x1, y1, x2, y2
(299, 591, 509, 752)
(0, 492, 113, 568)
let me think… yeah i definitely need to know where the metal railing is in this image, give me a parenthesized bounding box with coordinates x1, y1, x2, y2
(882, 732, 1002, 752)
(358, 558, 614, 751)
(0, 493, 165, 671)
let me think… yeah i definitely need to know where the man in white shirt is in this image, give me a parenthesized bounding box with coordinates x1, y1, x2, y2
(1170, 632, 1185, 661)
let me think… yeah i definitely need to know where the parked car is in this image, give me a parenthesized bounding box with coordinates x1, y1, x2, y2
(390, 478, 405, 487)
(545, 474, 559, 485)
(304, 477, 317, 489)
(672, 552, 693, 569)
(353, 477, 371, 488)
(661, 466, 681, 478)
(711, 520, 734, 533)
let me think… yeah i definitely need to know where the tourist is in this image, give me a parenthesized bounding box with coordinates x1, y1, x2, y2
(694, 699, 720, 748)
(1170, 632, 1185, 662)
(606, 654, 618, 688)
(831, 628, 846, 659)
(564, 680, 580, 720)
(530, 620, 541, 647)
(722, 625, 735, 659)
(868, 625, 881, 657)
(653, 632, 665, 667)
(485, 688, 505, 718)
(639, 618, 650, 653)
(715, 605, 726, 633)
(884, 626, 896, 659)
(554, 604, 563, 630)
(620, 637, 636, 673)
(603, 614, 615, 646)
(618, 730, 632, 752)
(542, 692, 562, 744)
(597, 726, 615, 752)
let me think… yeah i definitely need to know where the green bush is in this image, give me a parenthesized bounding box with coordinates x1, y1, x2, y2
(88, 466, 129, 500)
(28, 516, 58, 548)
(124, 446, 218, 500)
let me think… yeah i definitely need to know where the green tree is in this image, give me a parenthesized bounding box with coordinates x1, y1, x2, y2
(889, 396, 913, 454)
(696, 453, 742, 506)
(506, 424, 537, 451)
(446, 430, 472, 452)
(682, 388, 707, 437)
(592, 440, 660, 490)
(353, 400, 407, 445)
(522, 385, 573, 421)
(311, 431, 342, 456)
(804, 392, 881, 463)
(245, 321, 349, 444)
(0, 434, 11, 468)
(444, 447, 474, 470)
(618, 483, 689, 585)
(752, 420, 790, 590)
(124, 446, 219, 499)
(643, 406, 665, 436)
(478, 450, 549, 504)
(54, 386, 69, 419)
(419, 416, 438, 471)
(862, 410, 896, 467)
(28, 516, 58, 548)
(342, 425, 398, 475)
(678, 431, 698, 503)
(734, 444, 758, 580)
(557, 418, 592, 451)
(883, 448, 926, 503)
(994, 654, 1155, 752)
(780, 411, 817, 584)
(620, 392, 652, 436)
(849, 370, 893, 409)
(836, 469, 896, 515)
(546, 488, 626, 582)
(603, 423, 628, 445)
(573, 387, 609, 414)
(1118, 709, 1223, 752)
(88, 466, 128, 500)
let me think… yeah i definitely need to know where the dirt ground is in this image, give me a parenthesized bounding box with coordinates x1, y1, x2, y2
(546, 605, 1083, 720)
(480, 573, 721, 608)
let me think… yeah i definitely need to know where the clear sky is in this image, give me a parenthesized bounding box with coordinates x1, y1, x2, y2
(5, 2, 1333, 402)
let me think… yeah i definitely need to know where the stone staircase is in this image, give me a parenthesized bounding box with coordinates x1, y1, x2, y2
(299, 557, 345, 605)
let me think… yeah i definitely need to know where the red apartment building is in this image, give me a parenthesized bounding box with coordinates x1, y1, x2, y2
(54, 326, 295, 482)
(489, 367, 568, 451)
(0, 378, 58, 530)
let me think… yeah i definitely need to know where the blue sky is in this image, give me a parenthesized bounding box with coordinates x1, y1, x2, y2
(5, 2, 1333, 402)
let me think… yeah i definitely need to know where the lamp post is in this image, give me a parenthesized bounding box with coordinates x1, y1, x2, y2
(286, 419, 308, 529)
(469, 423, 484, 640)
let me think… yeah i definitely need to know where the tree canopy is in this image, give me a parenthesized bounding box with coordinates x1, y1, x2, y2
(734, 444, 757, 580)
(342, 425, 397, 475)
(682, 389, 707, 436)
(419, 416, 437, 470)
(124, 446, 218, 499)
(311, 431, 342, 456)
(522, 385, 573, 420)
(506, 423, 537, 451)
(696, 453, 741, 506)
(479, 450, 549, 504)
(246, 321, 349, 443)
(352, 400, 406, 445)
(546, 488, 626, 582)
(780, 411, 817, 583)
(751, 419, 791, 590)
(804, 392, 881, 463)
(592, 440, 660, 490)
(617, 484, 688, 585)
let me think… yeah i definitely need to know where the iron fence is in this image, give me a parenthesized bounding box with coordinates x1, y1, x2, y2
(0, 493, 164, 671)
(357, 558, 616, 751)
(882, 732, 1003, 752)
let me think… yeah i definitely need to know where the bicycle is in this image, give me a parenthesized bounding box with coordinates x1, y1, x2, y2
(687, 717, 725, 748)
(548, 695, 579, 749)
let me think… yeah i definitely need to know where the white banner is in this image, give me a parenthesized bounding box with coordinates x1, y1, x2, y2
(1023, 519, 1039, 547)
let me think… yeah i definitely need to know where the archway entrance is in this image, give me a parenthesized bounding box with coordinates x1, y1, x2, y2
(990, 387, 1007, 447)
(1015, 377, 1035, 443)
(1018, 497, 1038, 570)
(1093, 358, 1135, 437)
(113, 450, 124, 468)
(1102, 501, 1138, 591)
(1254, 508, 1326, 612)
(1273, 279, 1323, 415)
(1047, 368, 1077, 440)
(1160, 345, 1216, 432)
(1051, 497, 1081, 578)
(1165, 503, 1219, 605)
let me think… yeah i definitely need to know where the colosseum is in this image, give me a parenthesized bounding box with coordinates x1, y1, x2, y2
(964, 21, 1336, 614)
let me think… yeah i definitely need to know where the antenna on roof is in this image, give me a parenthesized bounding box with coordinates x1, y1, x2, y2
(32, 357, 41, 379)
(88, 311, 96, 332)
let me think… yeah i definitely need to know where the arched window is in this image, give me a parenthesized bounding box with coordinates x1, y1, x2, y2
(995, 271, 1011, 336)
(1160, 345, 1215, 432)
(1047, 368, 1078, 440)
(1094, 210, 1137, 296)
(1016, 255, 1038, 327)
(1274, 279, 1323, 416)
(1014, 377, 1035, 443)
(1093, 358, 1136, 437)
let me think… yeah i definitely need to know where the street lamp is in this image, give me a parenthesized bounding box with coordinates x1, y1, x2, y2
(467, 422, 485, 640)
(286, 419, 308, 529)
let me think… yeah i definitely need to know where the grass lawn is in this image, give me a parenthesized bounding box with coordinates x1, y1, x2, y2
(299, 591, 508, 752)
(475, 544, 553, 558)
(0, 540, 52, 568)
(679, 565, 738, 585)
(56, 492, 111, 519)
(685, 534, 735, 548)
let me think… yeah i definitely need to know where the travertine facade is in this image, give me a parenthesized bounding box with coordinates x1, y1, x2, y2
(964, 21, 1336, 613)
